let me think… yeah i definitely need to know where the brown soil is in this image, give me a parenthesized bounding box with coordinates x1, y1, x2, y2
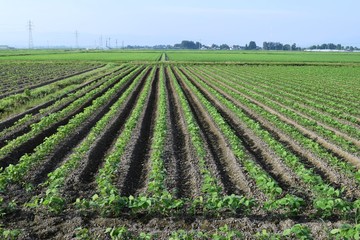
(172, 67, 255, 198)
(165, 68, 202, 198)
(118, 68, 158, 196)
(61, 68, 152, 201)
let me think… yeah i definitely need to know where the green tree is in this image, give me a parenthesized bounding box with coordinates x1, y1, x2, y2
(248, 41, 257, 50)
(283, 44, 291, 51)
(263, 42, 269, 50)
(220, 44, 230, 50)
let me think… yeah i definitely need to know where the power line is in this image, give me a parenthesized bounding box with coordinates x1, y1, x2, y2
(28, 20, 33, 49)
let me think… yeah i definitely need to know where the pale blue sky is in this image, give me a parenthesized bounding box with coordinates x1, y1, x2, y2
(1, 0, 359, 47)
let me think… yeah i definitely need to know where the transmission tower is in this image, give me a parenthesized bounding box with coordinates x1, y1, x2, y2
(28, 20, 34, 49)
(75, 30, 79, 48)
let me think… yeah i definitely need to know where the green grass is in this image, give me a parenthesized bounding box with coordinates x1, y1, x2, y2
(0, 50, 161, 62)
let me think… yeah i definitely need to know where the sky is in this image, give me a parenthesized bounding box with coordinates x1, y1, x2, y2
(0, 0, 359, 48)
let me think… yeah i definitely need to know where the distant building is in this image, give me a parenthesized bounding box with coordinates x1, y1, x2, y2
(0, 45, 15, 50)
(304, 49, 349, 52)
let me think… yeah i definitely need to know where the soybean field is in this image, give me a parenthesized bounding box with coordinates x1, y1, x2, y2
(0, 50, 359, 239)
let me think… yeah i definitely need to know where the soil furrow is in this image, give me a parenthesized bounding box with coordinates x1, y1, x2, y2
(61, 68, 152, 201)
(120, 68, 159, 197)
(164, 68, 201, 198)
(172, 67, 253, 197)
(0, 67, 144, 170)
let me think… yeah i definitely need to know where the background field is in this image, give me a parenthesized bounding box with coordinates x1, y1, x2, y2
(0, 50, 161, 62)
(1, 49, 360, 64)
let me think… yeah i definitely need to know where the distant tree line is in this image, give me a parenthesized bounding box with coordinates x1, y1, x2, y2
(118, 40, 359, 51)
(172, 40, 301, 51)
(309, 43, 359, 51)
(263, 42, 300, 51)
(174, 40, 202, 49)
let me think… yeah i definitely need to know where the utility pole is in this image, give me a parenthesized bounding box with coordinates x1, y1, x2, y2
(28, 20, 34, 49)
(108, 38, 111, 48)
(122, 40, 124, 49)
(75, 30, 79, 49)
(116, 39, 118, 49)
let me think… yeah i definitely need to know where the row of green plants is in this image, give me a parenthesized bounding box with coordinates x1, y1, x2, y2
(223, 65, 359, 115)
(0, 65, 132, 140)
(0, 66, 143, 192)
(142, 66, 183, 213)
(194, 66, 360, 183)
(27, 67, 150, 213)
(211, 66, 360, 147)
(73, 223, 317, 240)
(219, 65, 360, 138)
(216, 65, 359, 125)
(256, 65, 360, 110)
(173, 67, 304, 214)
(0, 65, 141, 160)
(4, 223, 360, 240)
(80, 67, 157, 216)
(168, 67, 254, 214)
(181, 66, 358, 218)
